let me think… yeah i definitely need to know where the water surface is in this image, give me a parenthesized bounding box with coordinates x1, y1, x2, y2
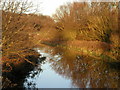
(23, 46, 120, 88)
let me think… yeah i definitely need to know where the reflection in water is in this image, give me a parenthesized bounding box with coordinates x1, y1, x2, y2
(24, 46, 120, 88)
(51, 46, 120, 88)
(24, 48, 75, 88)
(24, 65, 43, 88)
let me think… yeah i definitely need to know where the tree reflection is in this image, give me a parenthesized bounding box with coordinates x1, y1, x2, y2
(50, 46, 119, 88)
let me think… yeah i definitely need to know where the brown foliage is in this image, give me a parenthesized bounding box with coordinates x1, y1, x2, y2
(53, 2, 119, 43)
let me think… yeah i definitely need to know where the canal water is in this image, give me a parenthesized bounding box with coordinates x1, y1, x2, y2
(23, 46, 119, 88)
(24, 47, 76, 88)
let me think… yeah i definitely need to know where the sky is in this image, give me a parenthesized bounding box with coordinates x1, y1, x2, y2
(29, 0, 118, 16)
(1, 0, 78, 16)
(2, 0, 118, 16)
(31, 0, 119, 16)
(30, 0, 79, 16)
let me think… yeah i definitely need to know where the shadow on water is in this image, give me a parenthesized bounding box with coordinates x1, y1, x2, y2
(2, 55, 46, 89)
(4, 46, 119, 88)
(22, 46, 120, 88)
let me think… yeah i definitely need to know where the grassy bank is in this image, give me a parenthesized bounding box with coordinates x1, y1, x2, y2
(40, 40, 119, 62)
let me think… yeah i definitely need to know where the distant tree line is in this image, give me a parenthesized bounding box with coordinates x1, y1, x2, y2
(53, 2, 119, 45)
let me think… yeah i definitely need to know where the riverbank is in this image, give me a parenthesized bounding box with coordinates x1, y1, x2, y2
(40, 40, 119, 62)
(2, 49, 41, 88)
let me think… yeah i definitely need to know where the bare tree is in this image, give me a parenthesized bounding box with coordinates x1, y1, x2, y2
(53, 2, 118, 42)
(1, 0, 41, 66)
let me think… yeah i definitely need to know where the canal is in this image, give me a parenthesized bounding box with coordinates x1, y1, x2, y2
(23, 46, 119, 88)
